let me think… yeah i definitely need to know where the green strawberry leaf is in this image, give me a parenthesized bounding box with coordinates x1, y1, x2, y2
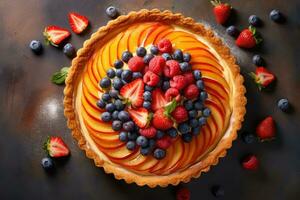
(51, 67, 70, 85)
(164, 99, 177, 116)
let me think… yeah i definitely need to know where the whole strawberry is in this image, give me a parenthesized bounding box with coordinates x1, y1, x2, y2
(152, 100, 177, 130)
(250, 67, 275, 90)
(236, 26, 262, 48)
(44, 136, 70, 158)
(256, 116, 276, 141)
(211, 0, 231, 25)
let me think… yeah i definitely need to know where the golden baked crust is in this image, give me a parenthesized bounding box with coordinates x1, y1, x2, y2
(64, 9, 246, 187)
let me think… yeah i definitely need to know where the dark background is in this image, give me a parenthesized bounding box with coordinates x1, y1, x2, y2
(0, 0, 299, 199)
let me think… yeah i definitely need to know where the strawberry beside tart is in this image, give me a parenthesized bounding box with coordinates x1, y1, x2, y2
(64, 9, 246, 187)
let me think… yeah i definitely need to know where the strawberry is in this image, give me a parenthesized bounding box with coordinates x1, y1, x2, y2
(183, 72, 195, 85)
(43, 26, 71, 47)
(184, 84, 199, 99)
(250, 67, 275, 90)
(163, 60, 181, 78)
(165, 88, 181, 102)
(128, 56, 145, 72)
(120, 78, 144, 107)
(156, 135, 172, 149)
(128, 107, 150, 128)
(142, 65, 149, 75)
(242, 155, 259, 170)
(157, 38, 173, 53)
(170, 75, 188, 90)
(149, 56, 165, 75)
(211, 0, 231, 25)
(176, 187, 191, 200)
(236, 26, 262, 48)
(143, 71, 160, 86)
(68, 12, 89, 34)
(44, 136, 70, 158)
(171, 105, 188, 123)
(152, 108, 174, 130)
(256, 116, 276, 141)
(151, 88, 168, 111)
(139, 126, 157, 138)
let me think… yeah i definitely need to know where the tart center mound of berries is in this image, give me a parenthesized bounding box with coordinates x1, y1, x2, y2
(98, 38, 211, 160)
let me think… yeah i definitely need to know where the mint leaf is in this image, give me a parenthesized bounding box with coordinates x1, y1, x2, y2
(51, 67, 70, 85)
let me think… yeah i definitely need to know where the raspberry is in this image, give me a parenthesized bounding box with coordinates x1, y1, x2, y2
(139, 126, 157, 138)
(157, 38, 173, 53)
(128, 56, 145, 72)
(142, 65, 149, 75)
(176, 187, 191, 200)
(171, 105, 188, 123)
(163, 60, 181, 78)
(170, 75, 188, 90)
(156, 135, 172, 149)
(143, 71, 160, 86)
(184, 84, 199, 99)
(183, 72, 195, 85)
(165, 88, 181, 102)
(149, 56, 165, 75)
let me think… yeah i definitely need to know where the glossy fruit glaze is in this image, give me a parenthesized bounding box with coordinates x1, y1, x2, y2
(79, 22, 232, 175)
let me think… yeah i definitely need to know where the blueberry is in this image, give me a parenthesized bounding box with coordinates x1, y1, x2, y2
(188, 110, 198, 118)
(194, 101, 204, 111)
(211, 185, 225, 198)
(101, 112, 112, 122)
(145, 85, 154, 91)
(140, 147, 151, 156)
(156, 130, 165, 139)
(148, 139, 156, 149)
(198, 117, 207, 126)
(178, 122, 191, 134)
(121, 69, 132, 82)
(112, 120, 122, 131)
(241, 132, 256, 144)
(183, 53, 191, 62)
(192, 127, 201, 136)
(102, 93, 111, 102)
(226, 26, 239, 37)
(143, 101, 151, 109)
(143, 91, 152, 101)
(278, 98, 290, 112)
(109, 89, 119, 99)
(136, 47, 147, 57)
(189, 118, 199, 128)
(167, 128, 178, 138)
(112, 78, 123, 90)
(153, 148, 166, 160)
(203, 108, 211, 117)
(162, 53, 172, 61)
(123, 121, 135, 131)
(112, 110, 119, 120)
(114, 99, 125, 111)
(199, 91, 208, 101)
(118, 111, 130, 122)
(150, 45, 159, 55)
(196, 80, 205, 90)
(184, 100, 194, 111)
(114, 60, 124, 69)
(193, 70, 202, 80)
(157, 79, 163, 88)
(106, 6, 119, 19)
(121, 51, 133, 63)
(143, 54, 154, 64)
(270, 9, 283, 23)
(252, 54, 265, 66)
(182, 133, 193, 143)
(132, 72, 143, 79)
(99, 77, 111, 89)
(179, 62, 191, 72)
(249, 15, 261, 27)
(106, 69, 116, 78)
(162, 81, 170, 91)
(127, 132, 138, 141)
(96, 100, 106, 109)
(136, 136, 148, 147)
(63, 43, 76, 57)
(29, 40, 43, 54)
(126, 141, 136, 150)
(41, 157, 54, 170)
(115, 69, 123, 78)
(105, 103, 116, 113)
(172, 49, 183, 61)
(119, 131, 128, 142)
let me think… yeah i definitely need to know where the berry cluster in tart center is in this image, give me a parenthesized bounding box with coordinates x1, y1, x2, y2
(98, 38, 211, 160)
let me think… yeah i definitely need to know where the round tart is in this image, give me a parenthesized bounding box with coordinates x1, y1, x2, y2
(64, 9, 246, 187)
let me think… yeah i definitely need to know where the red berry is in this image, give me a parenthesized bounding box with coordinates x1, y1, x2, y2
(256, 116, 276, 141)
(176, 187, 191, 200)
(143, 71, 160, 86)
(184, 84, 199, 99)
(142, 65, 149, 75)
(250, 67, 275, 90)
(152, 108, 174, 130)
(242, 155, 259, 170)
(171, 106, 188, 123)
(157, 38, 173, 53)
(163, 60, 181, 78)
(156, 135, 172, 149)
(139, 126, 157, 138)
(165, 88, 181, 102)
(183, 72, 195, 85)
(211, 1, 231, 25)
(45, 136, 70, 158)
(170, 75, 188, 90)
(236, 27, 262, 49)
(128, 56, 145, 72)
(149, 56, 165, 75)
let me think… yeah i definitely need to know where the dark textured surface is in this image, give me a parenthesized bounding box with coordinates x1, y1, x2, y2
(0, 0, 299, 199)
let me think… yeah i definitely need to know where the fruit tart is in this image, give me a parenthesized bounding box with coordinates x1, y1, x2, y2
(64, 9, 246, 187)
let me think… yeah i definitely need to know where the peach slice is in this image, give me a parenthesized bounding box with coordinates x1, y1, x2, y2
(143, 24, 171, 46)
(202, 72, 229, 92)
(101, 40, 114, 72)
(109, 32, 124, 61)
(192, 64, 223, 75)
(190, 57, 222, 70)
(122, 153, 148, 167)
(149, 145, 173, 173)
(117, 25, 138, 58)
(153, 29, 173, 44)
(92, 135, 124, 149)
(127, 23, 153, 51)
(136, 156, 160, 171)
(104, 146, 137, 160)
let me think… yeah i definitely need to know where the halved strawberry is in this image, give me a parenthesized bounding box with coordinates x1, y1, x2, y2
(44, 136, 70, 158)
(250, 67, 275, 90)
(43, 26, 71, 47)
(120, 78, 144, 107)
(68, 12, 89, 34)
(128, 107, 150, 128)
(151, 88, 168, 111)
